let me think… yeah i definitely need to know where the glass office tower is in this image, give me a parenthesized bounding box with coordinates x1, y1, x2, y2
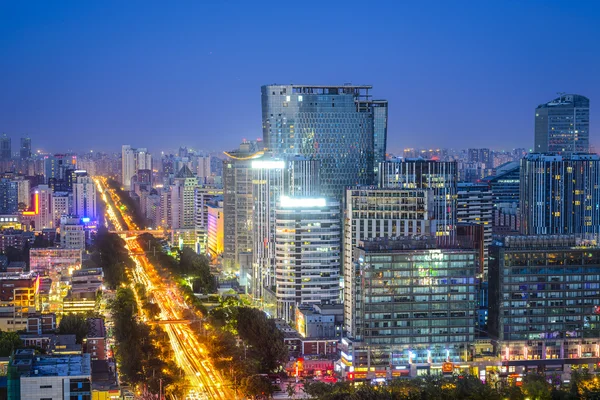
(534, 94, 590, 154)
(261, 85, 387, 200)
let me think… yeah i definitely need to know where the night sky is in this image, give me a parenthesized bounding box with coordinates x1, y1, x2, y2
(1, 0, 599, 155)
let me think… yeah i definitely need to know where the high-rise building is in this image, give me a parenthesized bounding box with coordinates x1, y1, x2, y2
(223, 141, 262, 275)
(207, 196, 224, 259)
(59, 216, 85, 250)
(0, 178, 19, 214)
(457, 183, 493, 277)
(275, 196, 341, 322)
(19, 138, 31, 160)
(251, 158, 285, 300)
(0, 134, 11, 161)
(170, 166, 198, 229)
(51, 192, 71, 227)
(488, 235, 600, 373)
(520, 153, 600, 235)
(121, 145, 152, 191)
(379, 159, 457, 242)
(534, 94, 590, 154)
(194, 186, 223, 254)
(261, 84, 387, 200)
(338, 237, 478, 380)
(285, 156, 321, 197)
(24, 185, 53, 230)
(72, 176, 97, 221)
(343, 187, 435, 335)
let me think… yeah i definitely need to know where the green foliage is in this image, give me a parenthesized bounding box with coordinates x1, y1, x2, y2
(236, 307, 288, 373)
(90, 228, 133, 289)
(57, 314, 88, 344)
(109, 287, 186, 396)
(0, 331, 23, 356)
(241, 375, 276, 399)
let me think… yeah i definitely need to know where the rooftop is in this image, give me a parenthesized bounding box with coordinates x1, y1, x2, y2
(11, 352, 91, 377)
(86, 318, 106, 339)
(494, 234, 599, 250)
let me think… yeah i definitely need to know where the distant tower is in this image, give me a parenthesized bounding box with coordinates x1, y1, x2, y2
(534, 94, 590, 154)
(0, 134, 11, 161)
(20, 138, 31, 160)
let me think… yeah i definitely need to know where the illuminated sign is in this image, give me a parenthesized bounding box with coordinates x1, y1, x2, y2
(81, 217, 91, 223)
(23, 192, 40, 216)
(442, 362, 454, 373)
(280, 196, 326, 208)
(251, 160, 285, 169)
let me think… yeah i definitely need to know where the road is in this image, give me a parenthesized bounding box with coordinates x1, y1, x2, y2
(95, 177, 234, 400)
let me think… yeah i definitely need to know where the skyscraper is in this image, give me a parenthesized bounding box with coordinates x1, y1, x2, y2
(343, 187, 435, 336)
(223, 141, 263, 282)
(457, 183, 493, 277)
(251, 157, 285, 300)
(534, 94, 590, 154)
(261, 84, 388, 200)
(379, 159, 457, 242)
(520, 153, 600, 235)
(275, 196, 341, 322)
(0, 134, 11, 161)
(72, 176, 97, 221)
(121, 145, 152, 191)
(19, 138, 31, 160)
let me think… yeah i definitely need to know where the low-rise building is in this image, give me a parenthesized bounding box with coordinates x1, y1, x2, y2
(7, 349, 91, 400)
(84, 318, 106, 361)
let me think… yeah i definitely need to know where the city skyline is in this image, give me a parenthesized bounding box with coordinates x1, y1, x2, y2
(2, 1, 600, 153)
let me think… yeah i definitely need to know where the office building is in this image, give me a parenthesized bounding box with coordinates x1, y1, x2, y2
(457, 183, 493, 277)
(194, 186, 222, 254)
(170, 166, 198, 230)
(72, 176, 97, 221)
(534, 94, 590, 154)
(59, 216, 85, 250)
(22, 185, 53, 230)
(252, 157, 285, 300)
(223, 141, 262, 275)
(489, 235, 600, 375)
(275, 196, 341, 322)
(285, 156, 321, 197)
(338, 237, 478, 380)
(379, 159, 457, 242)
(520, 153, 600, 235)
(0, 134, 11, 161)
(206, 196, 224, 259)
(261, 84, 387, 200)
(14, 176, 30, 208)
(51, 192, 71, 227)
(8, 349, 91, 400)
(0, 178, 18, 214)
(343, 187, 436, 334)
(0, 272, 39, 332)
(20, 138, 31, 160)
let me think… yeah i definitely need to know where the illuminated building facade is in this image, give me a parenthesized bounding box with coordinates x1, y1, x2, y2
(194, 186, 223, 255)
(457, 183, 493, 277)
(488, 235, 600, 373)
(339, 237, 478, 380)
(343, 188, 435, 335)
(23, 185, 53, 230)
(520, 153, 600, 235)
(378, 159, 457, 243)
(29, 249, 82, 277)
(275, 196, 340, 322)
(170, 165, 198, 230)
(0, 273, 40, 332)
(206, 197, 224, 259)
(252, 158, 285, 300)
(261, 84, 388, 200)
(223, 141, 263, 277)
(72, 176, 97, 221)
(534, 94, 589, 154)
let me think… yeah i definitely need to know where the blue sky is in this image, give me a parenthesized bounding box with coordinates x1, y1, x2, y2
(1, 0, 599, 154)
